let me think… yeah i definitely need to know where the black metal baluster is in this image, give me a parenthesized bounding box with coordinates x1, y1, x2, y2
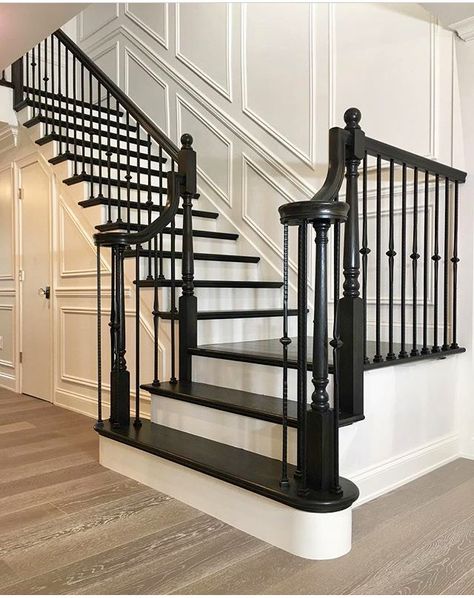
(80, 63, 86, 174)
(399, 163, 408, 358)
(37, 42, 42, 117)
(442, 178, 450, 350)
(421, 171, 430, 354)
(115, 98, 122, 221)
(64, 46, 70, 155)
(330, 219, 342, 494)
(411, 167, 420, 356)
(88, 69, 94, 199)
(50, 39, 55, 134)
(31, 47, 37, 117)
(152, 232, 160, 386)
(96, 245, 103, 427)
(125, 111, 131, 232)
(360, 153, 370, 364)
(106, 91, 112, 223)
(43, 37, 49, 136)
(25, 53, 30, 103)
(374, 155, 383, 362)
(159, 147, 164, 279)
(432, 174, 441, 353)
(72, 56, 78, 175)
(279, 223, 290, 488)
(146, 138, 153, 280)
(97, 82, 103, 200)
(57, 38, 63, 155)
(135, 242, 142, 428)
(387, 159, 396, 360)
(451, 180, 460, 349)
(296, 222, 308, 491)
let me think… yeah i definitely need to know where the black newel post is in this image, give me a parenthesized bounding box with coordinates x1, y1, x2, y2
(11, 58, 24, 109)
(178, 134, 198, 383)
(109, 242, 130, 427)
(338, 108, 365, 419)
(305, 220, 334, 491)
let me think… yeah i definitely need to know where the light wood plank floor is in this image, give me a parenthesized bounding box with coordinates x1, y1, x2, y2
(0, 387, 472, 595)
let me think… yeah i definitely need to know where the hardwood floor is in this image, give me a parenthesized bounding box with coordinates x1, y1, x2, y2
(0, 387, 472, 594)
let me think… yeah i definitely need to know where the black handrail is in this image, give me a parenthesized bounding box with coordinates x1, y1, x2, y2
(53, 29, 179, 161)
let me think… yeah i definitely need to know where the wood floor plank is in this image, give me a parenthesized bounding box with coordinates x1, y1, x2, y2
(442, 565, 474, 594)
(0, 421, 35, 435)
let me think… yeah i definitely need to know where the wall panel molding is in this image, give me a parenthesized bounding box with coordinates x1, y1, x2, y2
(175, 3, 232, 102)
(176, 93, 233, 207)
(79, 4, 120, 43)
(124, 3, 169, 50)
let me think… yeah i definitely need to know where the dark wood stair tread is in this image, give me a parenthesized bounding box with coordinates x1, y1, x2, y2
(96, 419, 359, 513)
(81, 197, 217, 219)
(124, 249, 259, 263)
(189, 338, 465, 372)
(50, 153, 167, 171)
(18, 93, 124, 117)
(64, 173, 166, 194)
(156, 308, 298, 320)
(24, 112, 137, 134)
(141, 380, 361, 427)
(136, 279, 283, 289)
(97, 223, 236, 240)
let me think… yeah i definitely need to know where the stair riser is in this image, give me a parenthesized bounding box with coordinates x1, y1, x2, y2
(109, 206, 216, 231)
(66, 163, 167, 187)
(139, 286, 283, 311)
(192, 354, 331, 398)
(22, 101, 123, 124)
(136, 258, 256, 282)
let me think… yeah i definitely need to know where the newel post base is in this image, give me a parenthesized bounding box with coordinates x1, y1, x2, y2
(110, 370, 130, 428)
(305, 407, 337, 493)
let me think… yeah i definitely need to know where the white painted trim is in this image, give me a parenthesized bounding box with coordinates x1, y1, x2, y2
(100, 436, 353, 560)
(351, 433, 459, 505)
(175, 3, 232, 102)
(78, 4, 120, 44)
(450, 16, 474, 42)
(124, 3, 169, 50)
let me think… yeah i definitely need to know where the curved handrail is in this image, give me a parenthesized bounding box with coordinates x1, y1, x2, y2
(94, 171, 182, 247)
(279, 127, 349, 225)
(53, 29, 180, 161)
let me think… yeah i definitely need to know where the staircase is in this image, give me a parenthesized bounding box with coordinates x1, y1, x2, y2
(1, 29, 467, 560)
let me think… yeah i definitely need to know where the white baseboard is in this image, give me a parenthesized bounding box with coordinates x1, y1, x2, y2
(0, 372, 17, 391)
(350, 433, 460, 506)
(100, 435, 353, 560)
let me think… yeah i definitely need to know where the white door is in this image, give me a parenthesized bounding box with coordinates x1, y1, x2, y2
(20, 161, 52, 402)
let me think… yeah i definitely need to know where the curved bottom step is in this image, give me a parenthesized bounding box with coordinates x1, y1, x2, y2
(96, 419, 358, 514)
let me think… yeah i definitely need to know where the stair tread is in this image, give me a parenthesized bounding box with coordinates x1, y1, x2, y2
(190, 338, 465, 371)
(26, 114, 150, 146)
(142, 380, 361, 427)
(50, 153, 167, 170)
(24, 112, 137, 133)
(96, 419, 358, 512)
(136, 279, 283, 289)
(19, 94, 124, 117)
(96, 223, 236, 240)
(81, 197, 218, 219)
(36, 133, 161, 162)
(64, 174, 166, 194)
(157, 309, 299, 320)
(124, 249, 259, 263)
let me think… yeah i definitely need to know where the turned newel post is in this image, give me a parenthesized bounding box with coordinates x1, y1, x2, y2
(178, 134, 198, 382)
(109, 242, 130, 428)
(338, 108, 365, 419)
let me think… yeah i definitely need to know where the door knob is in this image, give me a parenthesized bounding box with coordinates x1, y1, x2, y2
(39, 286, 50, 299)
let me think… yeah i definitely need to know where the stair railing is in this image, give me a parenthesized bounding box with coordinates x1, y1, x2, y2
(8, 29, 198, 428)
(278, 107, 466, 499)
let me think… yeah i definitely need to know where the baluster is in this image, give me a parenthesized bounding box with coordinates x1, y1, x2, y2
(106, 91, 112, 223)
(72, 56, 78, 175)
(386, 159, 396, 360)
(159, 146, 165, 279)
(57, 38, 63, 155)
(442, 178, 451, 350)
(97, 82, 103, 200)
(399, 163, 408, 358)
(178, 136, 198, 383)
(451, 180, 460, 349)
(80, 63, 86, 174)
(126, 111, 131, 231)
(360, 152, 370, 364)
(146, 137, 153, 280)
(25, 53, 30, 103)
(374, 154, 383, 362)
(330, 218, 343, 494)
(109, 242, 130, 428)
(88, 70, 94, 199)
(431, 175, 441, 352)
(411, 167, 420, 356)
(296, 222, 308, 490)
(37, 42, 42, 116)
(30, 47, 37, 116)
(421, 171, 430, 354)
(135, 241, 142, 428)
(152, 231, 160, 386)
(0, 70, 5, 84)
(44, 37, 49, 136)
(170, 159, 178, 384)
(50, 39, 55, 134)
(115, 98, 122, 220)
(279, 223, 290, 488)
(64, 46, 70, 155)
(96, 244, 103, 428)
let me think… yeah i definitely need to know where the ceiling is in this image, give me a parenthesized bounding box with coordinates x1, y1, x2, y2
(0, 3, 87, 71)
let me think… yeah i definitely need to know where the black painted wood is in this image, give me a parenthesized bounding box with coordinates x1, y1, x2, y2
(18, 90, 124, 116)
(97, 223, 237, 241)
(156, 308, 299, 320)
(96, 419, 359, 513)
(136, 279, 283, 289)
(64, 173, 166, 194)
(80, 197, 216, 219)
(124, 249, 259, 263)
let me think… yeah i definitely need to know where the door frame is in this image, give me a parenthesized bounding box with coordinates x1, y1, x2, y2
(16, 153, 55, 402)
